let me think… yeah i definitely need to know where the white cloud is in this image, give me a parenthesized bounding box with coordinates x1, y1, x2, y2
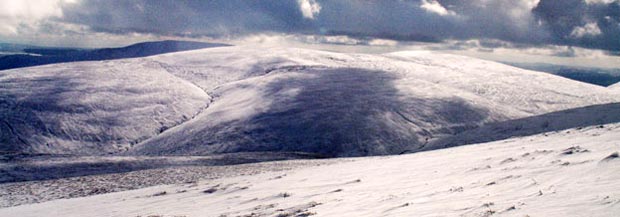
(570, 22, 603, 38)
(420, 0, 455, 16)
(0, 20, 161, 48)
(0, 0, 77, 35)
(305, 35, 361, 45)
(368, 39, 399, 47)
(584, 0, 618, 4)
(297, 0, 321, 19)
(231, 33, 401, 49)
(211, 34, 620, 69)
(405, 39, 620, 68)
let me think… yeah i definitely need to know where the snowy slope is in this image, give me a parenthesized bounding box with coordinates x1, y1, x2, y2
(0, 59, 210, 154)
(2, 45, 619, 156)
(130, 46, 619, 156)
(610, 82, 620, 90)
(427, 102, 620, 151)
(3, 123, 619, 217)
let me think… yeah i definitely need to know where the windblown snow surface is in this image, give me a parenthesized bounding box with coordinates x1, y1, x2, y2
(1, 123, 619, 217)
(2, 45, 619, 156)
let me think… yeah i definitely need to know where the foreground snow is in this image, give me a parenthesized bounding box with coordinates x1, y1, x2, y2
(0, 154, 340, 208)
(2, 123, 619, 217)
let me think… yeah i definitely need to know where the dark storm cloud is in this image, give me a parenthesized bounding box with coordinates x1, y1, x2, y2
(59, 0, 313, 37)
(533, 0, 620, 51)
(54, 0, 620, 51)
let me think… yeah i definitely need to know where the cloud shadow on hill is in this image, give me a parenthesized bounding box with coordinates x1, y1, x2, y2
(139, 67, 494, 157)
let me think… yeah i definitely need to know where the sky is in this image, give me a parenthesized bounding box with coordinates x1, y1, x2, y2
(0, 0, 619, 68)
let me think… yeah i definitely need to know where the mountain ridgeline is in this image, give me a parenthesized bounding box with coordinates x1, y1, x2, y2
(503, 62, 620, 87)
(0, 40, 229, 70)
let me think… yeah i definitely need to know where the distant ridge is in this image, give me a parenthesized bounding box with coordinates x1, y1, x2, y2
(0, 40, 229, 70)
(502, 61, 620, 87)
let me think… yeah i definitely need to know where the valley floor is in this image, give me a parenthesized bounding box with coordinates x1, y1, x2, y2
(0, 153, 340, 208)
(1, 124, 619, 217)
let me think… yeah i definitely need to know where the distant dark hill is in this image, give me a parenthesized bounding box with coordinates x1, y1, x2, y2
(503, 62, 620, 87)
(0, 40, 229, 70)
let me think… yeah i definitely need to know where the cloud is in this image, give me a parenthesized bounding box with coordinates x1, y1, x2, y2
(533, 0, 620, 50)
(368, 39, 399, 46)
(585, 0, 618, 4)
(237, 33, 400, 47)
(420, 0, 455, 16)
(1, 0, 619, 52)
(0, 0, 77, 35)
(57, 0, 312, 37)
(570, 22, 603, 38)
(297, 0, 321, 19)
(407, 38, 612, 58)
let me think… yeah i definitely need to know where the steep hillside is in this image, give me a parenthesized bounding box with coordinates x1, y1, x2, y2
(130, 47, 619, 156)
(0, 59, 210, 154)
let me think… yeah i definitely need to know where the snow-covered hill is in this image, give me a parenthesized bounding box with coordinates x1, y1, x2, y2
(129, 46, 619, 156)
(2, 123, 619, 217)
(2, 45, 619, 156)
(0, 59, 210, 154)
(427, 102, 620, 151)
